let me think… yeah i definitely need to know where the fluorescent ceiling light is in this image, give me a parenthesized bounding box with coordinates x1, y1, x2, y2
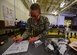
(60, 2, 65, 8)
(32, 0, 34, 3)
(35, 0, 37, 3)
(51, 11, 58, 15)
(32, 0, 37, 3)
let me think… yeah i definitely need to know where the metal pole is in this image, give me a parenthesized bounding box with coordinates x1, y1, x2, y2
(14, 0, 16, 26)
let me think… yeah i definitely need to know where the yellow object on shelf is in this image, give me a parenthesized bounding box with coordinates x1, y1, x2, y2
(59, 33, 63, 35)
(70, 38, 76, 43)
(48, 32, 63, 35)
(1, 42, 4, 44)
(48, 32, 58, 35)
(68, 33, 71, 38)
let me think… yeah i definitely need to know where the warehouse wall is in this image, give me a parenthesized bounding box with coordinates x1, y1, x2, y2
(15, 0, 29, 21)
(44, 15, 65, 25)
(0, 0, 29, 21)
(44, 15, 57, 25)
(58, 16, 65, 25)
(72, 16, 77, 25)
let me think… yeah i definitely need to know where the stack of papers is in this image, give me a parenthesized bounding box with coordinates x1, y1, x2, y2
(59, 44, 67, 55)
(2, 40, 29, 55)
(47, 44, 54, 51)
(34, 40, 43, 48)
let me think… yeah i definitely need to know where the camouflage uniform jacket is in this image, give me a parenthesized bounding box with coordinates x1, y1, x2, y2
(24, 16, 49, 39)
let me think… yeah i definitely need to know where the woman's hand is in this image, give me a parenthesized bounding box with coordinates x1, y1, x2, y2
(29, 36, 39, 43)
(12, 37, 23, 43)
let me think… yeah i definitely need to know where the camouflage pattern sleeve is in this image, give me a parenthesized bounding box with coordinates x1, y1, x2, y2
(38, 17, 50, 38)
(22, 18, 32, 39)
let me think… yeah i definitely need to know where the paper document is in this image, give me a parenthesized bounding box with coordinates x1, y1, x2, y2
(59, 44, 67, 55)
(34, 40, 43, 47)
(47, 44, 54, 50)
(2, 40, 29, 55)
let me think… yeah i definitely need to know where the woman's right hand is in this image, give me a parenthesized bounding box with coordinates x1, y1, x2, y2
(12, 37, 17, 42)
(12, 37, 23, 43)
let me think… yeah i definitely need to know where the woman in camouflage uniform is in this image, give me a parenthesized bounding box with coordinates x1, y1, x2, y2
(13, 3, 49, 43)
(25, 3, 50, 43)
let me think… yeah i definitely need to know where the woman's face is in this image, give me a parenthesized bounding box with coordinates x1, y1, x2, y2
(31, 10, 40, 19)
